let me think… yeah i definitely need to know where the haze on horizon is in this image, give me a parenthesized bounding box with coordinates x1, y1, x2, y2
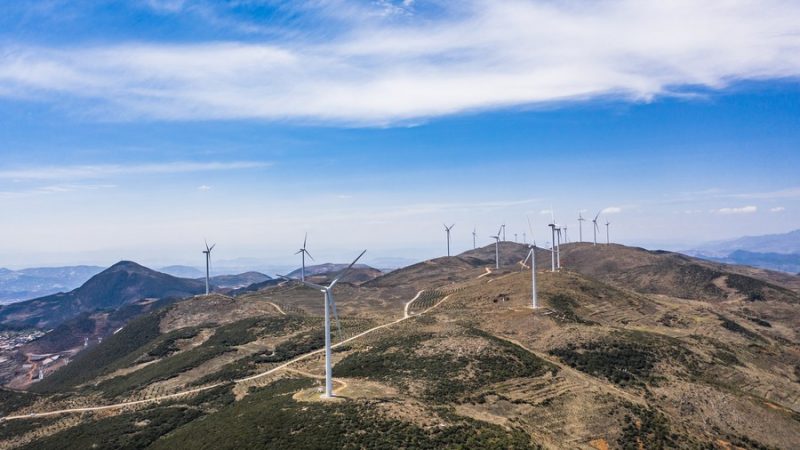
(1, 1, 799, 269)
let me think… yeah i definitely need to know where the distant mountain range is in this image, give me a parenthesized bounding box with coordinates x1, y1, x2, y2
(0, 265, 104, 305)
(687, 229, 800, 273)
(0, 261, 206, 330)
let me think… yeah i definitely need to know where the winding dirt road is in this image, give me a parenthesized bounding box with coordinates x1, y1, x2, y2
(3, 291, 449, 421)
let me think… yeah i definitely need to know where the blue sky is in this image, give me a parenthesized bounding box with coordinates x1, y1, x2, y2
(0, 1, 799, 270)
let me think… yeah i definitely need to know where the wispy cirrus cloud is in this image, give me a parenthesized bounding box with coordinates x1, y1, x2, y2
(0, 183, 116, 199)
(770, 206, 786, 212)
(1, 1, 800, 124)
(0, 161, 270, 181)
(713, 205, 758, 214)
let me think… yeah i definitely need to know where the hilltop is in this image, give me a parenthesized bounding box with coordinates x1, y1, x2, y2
(0, 261, 206, 331)
(287, 263, 382, 285)
(1, 243, 799, 449)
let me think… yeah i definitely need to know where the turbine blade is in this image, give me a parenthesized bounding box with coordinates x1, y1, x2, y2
(305, 250, 315, 261)
(277, 274, 325, 290)
(522, 248, 533, 266)
(209, 244, 216, 252)
(328, 249, 367, 288)
(303, 232, 307, 249)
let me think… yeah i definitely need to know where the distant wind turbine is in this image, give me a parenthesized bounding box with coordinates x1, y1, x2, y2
(202, 240, 215, 295)
(577, 212, 586, 242)
(490, 226, 502, 269)
(501, 223, 506, 242)
(444, 223, 455, 257)
(525, 216, 537, 308)
(295, 233, 314, 282)
(605, 220, 611, 245)
(280, 250, 366, 398)
(592, 211, 601, 246)
(472, 226, 477, 250)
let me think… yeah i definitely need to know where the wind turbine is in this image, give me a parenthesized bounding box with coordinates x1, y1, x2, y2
(524, 216, 538, 308)
(295, 233, 314, 282)
(605, 220, 611, 245)
(202, 240, 215, 295)
(523, 232, 527, 244)
(577, 212, 586, 242)
(592, 211, 601, 246)
(548, 222, 557, 272)
(443, 224, 455, 257)
(501, 223, 506, 241)
(490, 226, 502, 269)
(472, 226, 477, 250)
(514, 233, 518, 243)
(280, 250, 366, 398)
(563, 226, 568, 244)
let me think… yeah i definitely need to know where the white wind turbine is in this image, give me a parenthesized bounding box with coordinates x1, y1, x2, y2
(605, 220, 611, 245)
(444, 224, 455, 257)
(577, 212, 586, 242)
(202, 240, 215, 295)
(592, 211, 601, 246)
(490, 226, 502, 269)
(523, 216, 538, 308)
(280, 250, 366, 398)
(472, 226, 477, 250)
(295, 233, 314, 282)
(548, 221, 557, 272)
(501, 223, 506, 241)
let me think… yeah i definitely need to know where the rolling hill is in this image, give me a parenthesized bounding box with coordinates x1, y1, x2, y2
(2, 244, 799, 449)
(287, 263, 382, 285)
(0, 261, 206, 330)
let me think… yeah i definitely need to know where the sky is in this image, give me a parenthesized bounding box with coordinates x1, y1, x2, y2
(0, 0, 799, 271)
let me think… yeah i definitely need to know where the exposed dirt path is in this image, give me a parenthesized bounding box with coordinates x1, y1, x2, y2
(404, 290, 424, 318)
(266, 302, 287, 316)
(3, 291, 452, 421)
(477, 267, 493, 279)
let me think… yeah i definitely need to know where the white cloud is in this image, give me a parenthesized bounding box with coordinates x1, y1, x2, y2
(0, 161, 270, 181)
(715, 205, 758, 214)
(1, 1, 799, 124)
(539, 209, 552, 215)
(770, 206, 786, 212)
(601, 206, 622, 214)
(197, 185, 212, 191)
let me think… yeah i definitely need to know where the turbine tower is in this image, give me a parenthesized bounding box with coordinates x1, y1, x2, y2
(514, 233, 518, 243)
(548, 222, 557, 272)
(444, 223, 455, 257)
(281, 250, 366, 398)
(592, 211, 601, 246)
(577, 212, 586, 242)
(563, 226, 568, 244)
(501, 223, 506, 241)
(522, 246, 538, 309)
(295, 233, 314, 282)
(202, 240, 215, 295)
(490, 226, 502, 269)
(524, 216, 538, 308)
(605, 220, 611, 245)
(472, 226, 477, 250)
